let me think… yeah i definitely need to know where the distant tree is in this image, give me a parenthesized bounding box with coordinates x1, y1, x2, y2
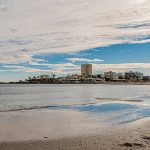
(33, 76, 37, 79)
(51, 74, 56, 79)
(28, 76, 31, 80)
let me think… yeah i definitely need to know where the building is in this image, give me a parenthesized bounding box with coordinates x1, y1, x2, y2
(40, 75, 49, 80)
(104, 71, 117, 81)
(92, 74, 105, 83)
(59, 74, 81, 84)
(117, 73, 125, 79)
(69, 74, 81, 83)
(143, 76, 150, 82)
(125, 71, 143, 81)
(81, 64, 92, 78)
(70, 74, 81, 80)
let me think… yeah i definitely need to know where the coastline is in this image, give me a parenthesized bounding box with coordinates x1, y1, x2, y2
(0, 118, 150, 150)
(0, 84, 149, 150)
(0, 82, 150, 85)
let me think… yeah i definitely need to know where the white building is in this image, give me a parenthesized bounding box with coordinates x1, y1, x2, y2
(40, 75, 49, 80)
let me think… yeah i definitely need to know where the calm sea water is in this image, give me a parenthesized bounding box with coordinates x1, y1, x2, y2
(0, 84, 150, 124)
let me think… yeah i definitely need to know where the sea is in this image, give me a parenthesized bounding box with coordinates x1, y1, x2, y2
(0, 84, 150, 124)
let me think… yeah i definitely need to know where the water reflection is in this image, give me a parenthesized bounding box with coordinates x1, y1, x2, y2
(49, 102, 150, 124)
(0, 84, 150, 124)
(72, 103, 137, 112)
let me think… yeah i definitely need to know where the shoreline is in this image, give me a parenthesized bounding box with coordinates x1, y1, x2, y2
(0, 82, 150, 85)
(0, 118, 150, 150)
(0, 84, 149, 149)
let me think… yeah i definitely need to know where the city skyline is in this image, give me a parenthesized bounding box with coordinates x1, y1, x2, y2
(6, 64, 150, 84)
(0, 0, 150, 82)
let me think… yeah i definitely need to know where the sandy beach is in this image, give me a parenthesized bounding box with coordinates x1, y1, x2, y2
(0, 118, 150, 150)
(0, 108, 149, 150)
(1, 0, 150, 149)
(0, 84, 150, 150)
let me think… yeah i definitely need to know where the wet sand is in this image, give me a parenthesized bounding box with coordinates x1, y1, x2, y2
(0, 120, 150, 150)
(0, 110, 149, 150)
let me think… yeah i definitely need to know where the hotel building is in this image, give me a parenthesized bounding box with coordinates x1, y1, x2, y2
(81, 64, 92, 78)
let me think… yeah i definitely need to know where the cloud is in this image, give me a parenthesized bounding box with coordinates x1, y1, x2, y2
(0, 65, 59, 75)
(0, 0, 150, 81)
(33, 62, 80, 74)
(0, 0, 150, 64)
(93, 63, 150, 74)
(0, 52, 47, 64)
(1, 63, 80, 75)
(67, 58, 104, 63)
(1, 63, 150, 76)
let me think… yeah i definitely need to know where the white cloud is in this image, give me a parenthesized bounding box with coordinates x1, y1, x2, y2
(0, 65, 54, 73)
(67, 58, 104, 63)
(1, 63, 80, 75)
(36, 62, 80, 74)
(1, 63, 150, 76)
(0, 0, 150, 64)
(0, 52, 47, 64)
(93, 63, 150, 75)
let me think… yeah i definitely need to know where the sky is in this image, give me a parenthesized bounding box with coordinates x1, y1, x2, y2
(0, 0, 150, 82)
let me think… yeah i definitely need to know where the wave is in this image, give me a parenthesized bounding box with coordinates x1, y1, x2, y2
(0, 97, 149, 113)
(0, 105, 52, 112)
(0, 102, 100, 113)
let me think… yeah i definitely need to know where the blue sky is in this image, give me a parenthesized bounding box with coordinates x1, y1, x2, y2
(0, 0, 150, 81)
(1, 42, 150, 82)
(33, 42, 150, 64)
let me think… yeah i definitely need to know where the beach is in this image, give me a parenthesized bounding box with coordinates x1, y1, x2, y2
(0, 84, 150, 149)
(0, 117, 150, 150)
(1, 0, 150, 149)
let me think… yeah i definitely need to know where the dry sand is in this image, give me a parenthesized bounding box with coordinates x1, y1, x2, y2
(0, 108, 150, 150)
(0, 118, 150, 150)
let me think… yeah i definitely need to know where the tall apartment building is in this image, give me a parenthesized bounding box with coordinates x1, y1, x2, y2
(81, 64, 92, 78)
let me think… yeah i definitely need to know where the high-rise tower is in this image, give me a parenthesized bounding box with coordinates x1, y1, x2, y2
(81, 64, 92, 78)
